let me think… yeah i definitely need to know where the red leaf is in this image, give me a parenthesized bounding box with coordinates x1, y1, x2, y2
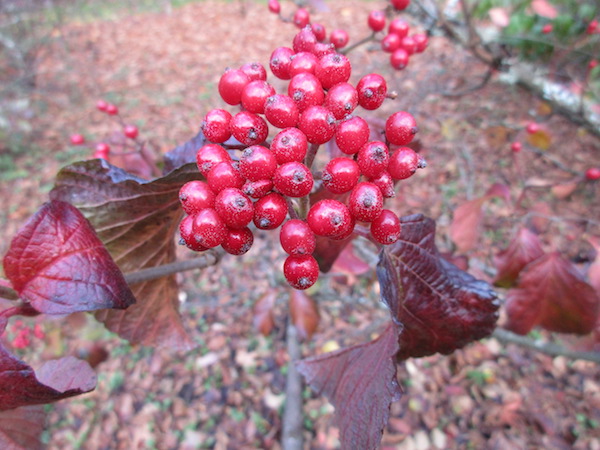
(253, 292, 276, 336)
(289, 290, 319, 341)
(505, 252, 600, 335)
(0, 405, 45, 450)
(377, 214, 500, 360)
(50, 160, 200, 350)
(332, 244, 371, 275)
(493, 227, 545, 288)
(3, 201, 135, 315)
(296, 323, 401, 450)
(0, 343, 96, 411)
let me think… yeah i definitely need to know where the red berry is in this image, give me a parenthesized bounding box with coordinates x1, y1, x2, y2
(289, 51, 319, 77)
(349, 182, 384, 222)
(335, 115, 370, 155)
(218, 68, 250, 105)
(268, 0, 280, 14)
(230, 111, 269, 146)
(388, 147, 425, 180)
(307, 199, 353, 238)
(243, 178, 274, 199)
(542, 24, 552, 34)
(324, 82, 358, 120)
(202, 109, 232, 143)
(368, 10, 386, 32)
(313, 42, 336, 57)
(284, 254, 319, 289)
(180, 215, 200, 252)
(312, 23, 327, 42)
(370, 209, 401, 244)
(264, 94, 300, 129)
(106, 104, 119, 115)
(585, 167, 600, 180)
(381, 33, 401, 53)
(96, 100, 108, 111)
(280, 219, 316, 255)
(389, 18, 409, 37)
(391, 0, 410, 11)
(385, 111, 418, 145)
(298, 105, 336, 144)
(357, 141, 390, 178)
(273, 162, 314, 197)
(315, 53, 352, 90)
(390, 48, 410, 70)
(196, 143, 231, 176)
(322, 157, 360, 194)
(241, 80, 276, 114)
(240, 62, 268, 82)
(93, 147, 109, 160)
(124, 125, 139, 139)
(253, 192, 288, 229)
(222, 227, 254, 255)
(293, 8, 310, 29)
(357, 73, 387, 110)
(510, 141, 522, 153)
(179, 180, 215, 215)
(330, 29, 349, 49)
(400, 36, 417, 55)
(270, 46, 295, 80)
(207, 161, 244, 193)
(214, 188, 255, 229)
(526, 122, 540, 134)
(96, 142, 110, 154)
(192, 208, 228, 248)
(288, 72, 325, 112)
(271, 127, 308, 164)
(589, 60, 598, 70)
(368, 170, 395, 198)
(587, 20, 598, 34)
(240, 145, 277, 182)
(70, 134, 85, 145)
(412, 33, 428, 52)
(293, 26, 318, 54)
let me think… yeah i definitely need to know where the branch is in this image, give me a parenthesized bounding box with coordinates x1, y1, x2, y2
(282, 322, 304, 450)
(492, 328, 600, 364)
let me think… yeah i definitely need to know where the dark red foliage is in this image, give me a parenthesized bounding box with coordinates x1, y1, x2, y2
(493, 227, 545, 288)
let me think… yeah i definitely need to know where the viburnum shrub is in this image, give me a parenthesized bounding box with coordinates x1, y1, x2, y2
(1, 1, 598, 449)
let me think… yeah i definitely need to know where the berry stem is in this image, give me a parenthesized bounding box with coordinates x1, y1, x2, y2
(0, 280, 18, 301)
(285, 197, 300, 220)
(304, 143, 320, 170)
(340, 32, 377, 55)
(354, 224, 383, 248)
(0, 303, 40, 320)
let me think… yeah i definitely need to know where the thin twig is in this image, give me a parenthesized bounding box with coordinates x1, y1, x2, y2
(340, 32, 377, 56)
(440, 65, 495, 97)
(282, 322, 304, 450)
(0, 284, 18, 301)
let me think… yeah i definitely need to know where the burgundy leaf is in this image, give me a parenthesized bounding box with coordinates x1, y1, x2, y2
(3, 201, 135, 315)
(0, 343, 96, 411)
(50, 159, 201, 350)
(505, 252, 600, 335)
(289, 290, 319, 341)
(493, 227, 545, 288)
(0, 405, 45, 450)
(377, 214, 500, 360)
(297, 323, 401, 450)
(332, 244, 371, 276)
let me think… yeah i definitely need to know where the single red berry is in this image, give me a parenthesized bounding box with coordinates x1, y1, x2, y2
(177, 215, 199, 250)
(349, 182, 384, 222)
(370, 209, 401, 244)
(270, 46, 295, 80)
(196, 143, 231, 176)
(270, 127, 308, 164)
(230, 111, 269, 146)
(315, 52, 352, 90)
(179, 180, 216, 215)
(273, 162, 314, 197)
(368, 170, 395, 198)
(264, 94, 300, 129)
(357, 141, 390, 178)
(400, 35, 417, 55)
(268, 0, 280, 14)
(330, 29, 349, 49)
(240, 145, 277, 181)
(324, 82, 358, 120)
(241, 80, 276, 114)
(293, 26, 318, 53)
(124, 125, 139, 139)
(70, 134, 85, 145)
(390, 48, 410, 70)
(96, 142, 110, 154)
(280, 219, 317, 255)
(202, 109, 232, 143)
(93, 148, 109, 160)
(587, 20, 598, 34)
(289, 51, 319, 77)
(214, 188, 255, 229)
(385, 111, 418, 145)
(389, 18, 410, 37)
(96, 100, 108, 111)
(284, 254, 319, 289)
(192, 208, 228, 248)
(207, 161, 244, 193)
(381, 33, 401, 53)
(368, 10, 386, 32)
(412, 33, 428, 52)
(312, 23, 327, 42)
(218, 68, 250, 105)
(542, 24, 553, 34)
(585, 167, 600, 180)
(391, 0, 410, 11)
(356, 73, 387, 110)
(222, 227, 254, 255)
(240, 62, 268, 82)
(510, 141, 522, 153)
(293, 8, 310, 29)
(526, 122, 540, 134)
(253, 192, 288, 229)
(388, 147, 425, 180)
(307, 199, 353, 238)
(243, 178, 274, 198)
(298, 105, 336, 144)
(322, 157, 360, 194)
(106, 104, 119, 115)
(313, 42, 336, 58)
(288, 72, 325, 113)
(335, 115, 370, 155)
(589, 60, 599, 70)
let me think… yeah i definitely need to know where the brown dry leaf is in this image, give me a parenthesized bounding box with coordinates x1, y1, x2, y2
(484, 125, 510, 149)
(289, 290, 319, 341)
(526, 129, 552, 150)
(252, 292, 276, 337)
(551, 182, 578, 199)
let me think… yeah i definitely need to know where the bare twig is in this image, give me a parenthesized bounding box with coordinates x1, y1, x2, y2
(282, 322, 304, 450)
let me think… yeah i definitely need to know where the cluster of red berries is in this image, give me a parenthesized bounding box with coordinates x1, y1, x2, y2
(8, 320, 45, 350)
(178, 23, 426, 290)
(69, 100, 139, 160)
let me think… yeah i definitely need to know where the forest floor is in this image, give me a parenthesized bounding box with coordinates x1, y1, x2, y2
(0, 1, 599, 449)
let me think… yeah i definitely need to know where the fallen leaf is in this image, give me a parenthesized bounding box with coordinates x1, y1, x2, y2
(253, 292, 276, 337)
(526, 129, 552, 150)
(289, 290, 319, 341)
(551, 182, 578, 199)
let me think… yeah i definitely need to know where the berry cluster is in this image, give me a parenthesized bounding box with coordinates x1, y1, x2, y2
(8, 320, 45, 350)
(179, 24, 426, 290)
